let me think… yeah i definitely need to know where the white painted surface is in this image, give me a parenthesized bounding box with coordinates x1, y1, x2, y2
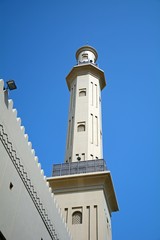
(0, 79, 71, 240)
(65, 46, 105, 162)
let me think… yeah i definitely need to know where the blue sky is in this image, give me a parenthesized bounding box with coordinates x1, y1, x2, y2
(1, 0, 160, 239)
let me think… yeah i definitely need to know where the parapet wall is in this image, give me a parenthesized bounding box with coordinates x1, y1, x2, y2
(0, 80, 71, 240)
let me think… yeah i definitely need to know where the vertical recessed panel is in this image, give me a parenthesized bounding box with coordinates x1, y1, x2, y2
(87, 206, 90, 240)
(91, 114, 93, 144)
(95, 116, 98, 146)
(67, 120, 71, 148)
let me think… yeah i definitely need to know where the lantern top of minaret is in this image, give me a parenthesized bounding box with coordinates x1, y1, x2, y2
(76, 45, 98, 65)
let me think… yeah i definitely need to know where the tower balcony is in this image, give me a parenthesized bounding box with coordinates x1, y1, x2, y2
(52, 159, 107, 177)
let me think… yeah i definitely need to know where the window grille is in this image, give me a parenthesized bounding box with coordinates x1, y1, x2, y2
(72, 211, 82, 224)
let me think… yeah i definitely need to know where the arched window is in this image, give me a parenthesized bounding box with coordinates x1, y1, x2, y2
(72, 211, 82, 224)
(79, 88, 86, 97)
(79, 90, 86, 97)
(77, 124, 85, 132)
(82, 53, 88, 62)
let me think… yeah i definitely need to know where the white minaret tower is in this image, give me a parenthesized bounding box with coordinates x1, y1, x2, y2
(48, 45, 119, 240)
(65, 45, 106, 163)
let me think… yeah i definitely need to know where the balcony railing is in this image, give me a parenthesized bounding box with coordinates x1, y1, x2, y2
(52, 159, 107, 177)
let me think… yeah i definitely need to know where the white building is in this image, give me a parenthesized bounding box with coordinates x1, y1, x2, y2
(0, 80, 71, 240)
(0, 45, 118, 240)
(48, 46, 119, 240)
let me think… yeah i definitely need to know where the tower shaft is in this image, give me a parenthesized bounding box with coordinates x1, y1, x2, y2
(65, 46, 106, 163)
(48, 45, 119, 240)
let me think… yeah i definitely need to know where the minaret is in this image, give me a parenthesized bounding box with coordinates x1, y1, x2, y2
(47, 45, 119, 240)
(65, 46, 106, 163)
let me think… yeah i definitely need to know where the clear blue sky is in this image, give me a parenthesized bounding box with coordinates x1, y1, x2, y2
(1, 0, 160, 239)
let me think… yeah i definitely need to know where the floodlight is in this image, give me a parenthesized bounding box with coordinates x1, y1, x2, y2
(6, 80, 17, 90)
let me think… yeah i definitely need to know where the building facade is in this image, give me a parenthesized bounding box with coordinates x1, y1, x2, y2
(0, 80, 71, 240)
(48, 46, 119, 240)
(0, 45, 118, 240)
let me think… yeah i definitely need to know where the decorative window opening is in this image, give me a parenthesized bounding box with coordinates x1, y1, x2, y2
(72, 211, 82, 224)
(77, 122, 86, 132)
(82, 53, 88, 62)
(79, 88, 86, 97)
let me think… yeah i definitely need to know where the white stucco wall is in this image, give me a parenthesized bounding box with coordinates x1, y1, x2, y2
(65, 73, 103, 163)
(53, 189, 112, 240)
(0, 80, 71, 240)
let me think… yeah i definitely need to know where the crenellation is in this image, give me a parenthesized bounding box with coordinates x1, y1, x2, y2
(17, 117, 22, 126)
(0, 78, 72, 239)
(0, 79, 4, 90)
(38, 162, 41, 169)
(8, 99, 13, 110)
(41, 169, 44, 176)
(24, 133, 29, 142)
(31, 149, 35, 156)
(12, 108, 17, 118)
(20, 126, 25, 135)
(34, 156, 38, 163)
(28, 141, 32, 148)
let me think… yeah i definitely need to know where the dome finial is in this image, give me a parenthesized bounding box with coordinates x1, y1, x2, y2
(76, 45, 98, 65)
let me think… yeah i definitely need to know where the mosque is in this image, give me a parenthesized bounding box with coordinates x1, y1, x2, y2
(0, 46, 118, 240)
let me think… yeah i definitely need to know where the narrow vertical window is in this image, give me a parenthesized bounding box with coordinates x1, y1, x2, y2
(94, 205, 98, 240)
(65, 208, 68, 223)
(82, 153, 85, 161)
(91, 82, 93, 106)
(73, 84, 76, 108)
(95, 84, 98, 108)
(72, 86, 74, 110)
(71, 116, 74, 146)
(87, 206, 90, 240)
(91, 114, 93, 144)
(70, 87, 73, 111)
(67, 120, 71, 148)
